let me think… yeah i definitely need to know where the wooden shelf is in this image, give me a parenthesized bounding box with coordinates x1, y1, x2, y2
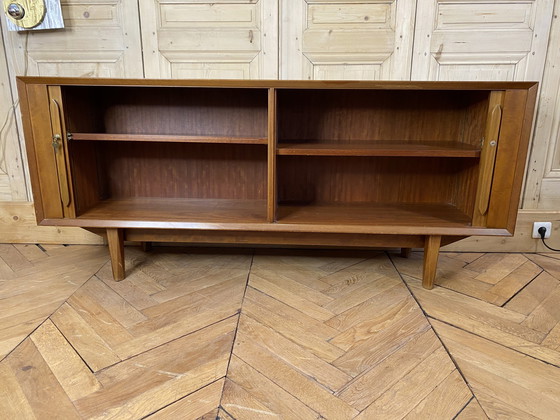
(277, 202, 472, 229)
(78, 198, 267, 224)
(70, 133, 268, 145)
(277, 141, 481, 157)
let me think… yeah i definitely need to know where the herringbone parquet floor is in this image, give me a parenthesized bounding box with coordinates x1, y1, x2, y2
(0, 244, 559, 419)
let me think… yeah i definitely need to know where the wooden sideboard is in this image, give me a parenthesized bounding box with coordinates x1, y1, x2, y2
(17, 77, 538, 288)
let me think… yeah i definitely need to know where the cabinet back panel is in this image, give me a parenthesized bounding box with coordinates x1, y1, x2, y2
(278, 156, 478, 209)
(278, 90, 488, 145)
(62, 86, 268, 138)
(70, 142, 267, 210)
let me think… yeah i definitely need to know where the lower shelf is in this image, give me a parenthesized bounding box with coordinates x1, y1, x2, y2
(47, 198, 505, 236)
(277, 202, 472, 228)
(78, 198, 267, 224)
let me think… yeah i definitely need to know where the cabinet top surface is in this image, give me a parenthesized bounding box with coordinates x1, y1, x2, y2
(16, 77, 538, 90)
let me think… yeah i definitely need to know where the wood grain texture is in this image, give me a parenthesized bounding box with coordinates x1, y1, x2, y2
(107, 228, 124, 281)
(25, 84, 63, 220)
(0, 202, 103, 244)
(267, 88, 277, 222)
(277, 141, 481, 157)
(2, 246, 560, 418)
(70, 133, 267, 144)
(277, 89, 488, 145)
(16, 77, 539, 89)
(487, 89, 529, 230)
(423, 235, 442, 289)
(473, 91, 505, 226)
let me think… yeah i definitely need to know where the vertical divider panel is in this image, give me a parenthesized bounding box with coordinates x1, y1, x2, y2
(47, 86, 76, 219)
(472, 90, 504, 227)
(267, 88, 277, 222)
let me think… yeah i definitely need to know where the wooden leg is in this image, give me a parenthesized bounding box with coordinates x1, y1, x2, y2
(422, 235, 441, 290)
(400, 248, 412, 258)
(107, 228, 125, 281)
(141, 241, 152, 252)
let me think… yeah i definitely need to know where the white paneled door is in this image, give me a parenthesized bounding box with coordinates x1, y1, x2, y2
(0, 27, 26, 201)
(412, 0, 553, 81)
(524, 7, 560, 209)
(280, 0, 417, 80)
(2, 0, 143, 78)
(139, 0, 278, 79)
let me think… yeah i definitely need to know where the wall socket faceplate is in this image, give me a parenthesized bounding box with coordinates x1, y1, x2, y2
(532, 222, 552, 239)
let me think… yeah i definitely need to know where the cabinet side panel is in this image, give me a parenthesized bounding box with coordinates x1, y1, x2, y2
(487, 89, 528, 230)
(25, 84, 64, 219)
(17, 80, 44, 222)
(508, 84, 538, 230)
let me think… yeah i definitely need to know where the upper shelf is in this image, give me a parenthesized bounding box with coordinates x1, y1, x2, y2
(70, 133, 268, 145)
(277, 141, 481, 158)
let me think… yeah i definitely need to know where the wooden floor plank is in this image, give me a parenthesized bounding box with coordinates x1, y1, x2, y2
(0, 243, 34, 271)
(249, 273, 335, 321)
(227, 355, 321, 420)
(221, 379, 281, 419)
(29, 319, 101, 401)
(234, 336, 358, 419)
(75, 318, 235, 419)
(147, 379, 224, 420)
(473, 254, 528, 285)
(525, 254, 560, 279)
(67, 282, 136, 349)
(0, 244, 108, 359)
(402, 370, 472, 419)
(0, 362, 36, 419)
(354, 348, 458, 419)
(50, 303, 121, 372)
(455, 398, 489, 420)
(243, 287, 344, 362)
(5, 339, 81, 419)
(505, 271, 559, 315)
(336, 328, 442, 411)
(474, 389, 541, 420)
(405, 276, 560, 365)
(325, 283, 408, 332)
(332, 310, 429, 377)
(329, 295, 417, 351)
(12, 244, 48, 262)
(238, 314, 351, 391)
(249, 267, 334, 305)
(432, 319, 560, 419)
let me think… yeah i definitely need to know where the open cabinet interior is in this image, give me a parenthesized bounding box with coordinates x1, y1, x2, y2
(62, 86, 269, 140)
(59, 85, 494, 227)
(62, 85, 269, 223)
(275, 89, 490, 227)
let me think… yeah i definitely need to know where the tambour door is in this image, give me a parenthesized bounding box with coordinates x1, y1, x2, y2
(475, 86, 538, 232)
(18, 82, 75, 222)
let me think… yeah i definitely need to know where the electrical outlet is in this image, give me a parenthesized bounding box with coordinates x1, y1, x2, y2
(532, 222, 552, 239)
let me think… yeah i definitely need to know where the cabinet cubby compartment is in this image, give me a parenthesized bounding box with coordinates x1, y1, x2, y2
(276, 89, 488, 157)
(276, 156, 479, 229)
(63, 86, 269, 145)
(62, 85, 269, 223)
(68, 140, 268, 224)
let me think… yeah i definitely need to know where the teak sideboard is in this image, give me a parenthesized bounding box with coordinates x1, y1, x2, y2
(17, 77, 538, 289)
